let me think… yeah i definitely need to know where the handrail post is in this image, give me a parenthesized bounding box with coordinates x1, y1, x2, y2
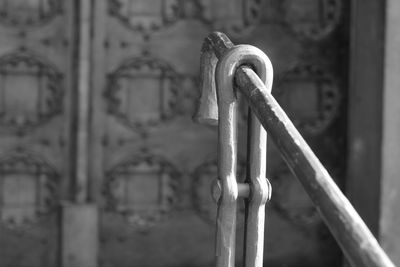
(195, 31, 396, 267)
(196, 32, 273, 267)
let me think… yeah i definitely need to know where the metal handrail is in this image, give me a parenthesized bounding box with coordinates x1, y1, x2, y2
(195, 32, 395, 267)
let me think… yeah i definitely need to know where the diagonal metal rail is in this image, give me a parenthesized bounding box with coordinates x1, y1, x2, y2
(196, 32, 395, 267)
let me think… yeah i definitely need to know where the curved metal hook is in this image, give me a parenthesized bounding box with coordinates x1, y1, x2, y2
(195, 36, 273, 127)
(215, 45, 273, 102)
(194, 32, 233, 125)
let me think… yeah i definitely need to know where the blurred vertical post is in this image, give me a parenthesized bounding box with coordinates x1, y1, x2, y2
(380, 0, 400, 265)
(74, 0, 91, 205)
(62, 0, 98, 267)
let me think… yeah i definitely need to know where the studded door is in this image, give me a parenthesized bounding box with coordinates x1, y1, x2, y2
(0, 1, 75, 267)
(92, 1, 348, 267)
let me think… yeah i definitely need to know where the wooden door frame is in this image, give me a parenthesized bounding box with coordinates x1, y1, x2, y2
(347, 0, 386, 237)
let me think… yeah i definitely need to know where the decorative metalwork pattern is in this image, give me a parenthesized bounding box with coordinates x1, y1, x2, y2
(191, 159, 245, 225)
(0, 52, 64, 132)
(104, 154, 180, 228)
(105, 56, 181, 131)
(109, 0, 179, 35)
(0, 153, 59, 228)
(198, 0, 262, 37)
(0, 0, 62, 27)
(177, 76, 200, 116)
(275, 64, 341, 135)
(269, 165, 320, 230)
(282, 0, 342, 40)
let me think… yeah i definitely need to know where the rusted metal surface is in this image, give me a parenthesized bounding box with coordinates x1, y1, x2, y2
(196, 33, 273, 267)
(196, 32, 395, 267)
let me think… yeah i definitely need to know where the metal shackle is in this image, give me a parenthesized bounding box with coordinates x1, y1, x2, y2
(216, 45, 273, 267)
(197, 39, 273, 267)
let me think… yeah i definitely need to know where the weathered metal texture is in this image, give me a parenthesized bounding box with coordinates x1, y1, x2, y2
(235, 68, 395, 267)
(197, 32, 395, 267)
(197, 33, 273, 267)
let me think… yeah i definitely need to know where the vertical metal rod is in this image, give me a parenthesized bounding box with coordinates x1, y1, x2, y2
(74, 0, 92, 203)
(215, 95, 238, 267)
(214, 47, 240, 267)
(244, 103, 270, 267)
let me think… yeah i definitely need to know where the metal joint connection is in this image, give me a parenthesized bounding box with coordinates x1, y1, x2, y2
(196, 32, 396, 267)
(195, 32, 273, 267)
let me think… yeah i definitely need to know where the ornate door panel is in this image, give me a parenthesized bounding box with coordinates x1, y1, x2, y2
(0, 1, 75, 267)
(92, 0, 348, 267)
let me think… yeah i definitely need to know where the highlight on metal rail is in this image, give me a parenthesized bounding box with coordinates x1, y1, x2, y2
(194, 32, 395, 267)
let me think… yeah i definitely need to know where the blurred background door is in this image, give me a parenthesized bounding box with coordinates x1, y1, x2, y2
(0, 1, 353, 267)
(0, 1, 74, 266)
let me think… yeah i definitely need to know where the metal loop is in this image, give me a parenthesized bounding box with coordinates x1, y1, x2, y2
(194, 32, 234, 125)
(195, 32, 273, 267)
(217, 45, 272, 267)
(215, 44, 273, 102)
(195, 31, 395, 267)
(212, 44, 273, 267)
